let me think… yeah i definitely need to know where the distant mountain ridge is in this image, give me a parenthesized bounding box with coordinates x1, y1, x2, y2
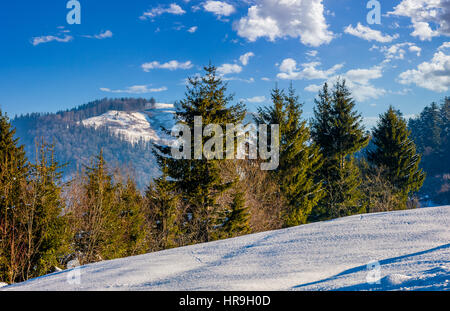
(12, 98, 171, 190)
(81, 102, 176, 145)
(10, 98, 258, 190)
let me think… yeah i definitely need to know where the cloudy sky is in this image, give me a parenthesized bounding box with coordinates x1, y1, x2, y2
(1, 0, 449, 126)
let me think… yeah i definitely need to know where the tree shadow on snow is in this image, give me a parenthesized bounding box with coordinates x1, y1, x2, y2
(292, 243, 450, 291)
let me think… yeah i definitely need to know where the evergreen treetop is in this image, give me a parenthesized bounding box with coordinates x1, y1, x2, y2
(368, 106, 425, 206)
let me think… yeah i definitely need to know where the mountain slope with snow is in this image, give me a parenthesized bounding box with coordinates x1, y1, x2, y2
(3, 206, 449, 291)
(81, 103, 176, 145)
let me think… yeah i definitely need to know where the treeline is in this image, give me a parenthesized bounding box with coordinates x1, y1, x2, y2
(1, 65, 426, 284)
(14, 97, 154, 123)
(408, 99, 450, 204)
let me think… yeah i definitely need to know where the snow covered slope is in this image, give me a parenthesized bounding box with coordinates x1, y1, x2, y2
(81, 103, 176, 145)
(3, 206, 449, 291)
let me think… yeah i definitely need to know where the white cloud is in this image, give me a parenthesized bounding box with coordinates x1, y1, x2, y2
(388, 0, 450, 40)
(140, 3, 186, 20)
(409, 45, 422, 56)
(100, 85, 168, 94)
(242, 96, 267, 103)
(277, 59, 343, 80)
(83, 30, 113, 40)
(216, 53, 253, 78)
(371, 42, 422, 62)
(343, 67, 386, 102)
(217, 63, 243, 75)
(344, 23, 398, 43)
(239, 52, 255, 66)
(399, 50, 450, 92)
(306, 50, 318, 57)
(234, 0, 333, 47)
(438, 41, 450, 50)
(222, 77, 255, 83)
(410, 21, 440, 40)
(391, 88, 413, 95)
(345, 67, 383, 84)
(31, 34, 73, 46)
(304, 84, 322, 93)
(188, 26, 198, 33)
(304, 66, 386, 102)
(203, 1, 236, 17)
(141, 60, 193, 72)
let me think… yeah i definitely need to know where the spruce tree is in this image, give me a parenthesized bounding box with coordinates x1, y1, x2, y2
(255, 85, 323, 226)
(411, 102, 442, 153)
(368, 106, 425, 208)
(220, 191, 250, 238)
(441, 98, 450, 165)
(19, 142, 70, 281)
(116, 177, 148, 256)
(74, 151, 122, 264)
(145, 162, 181, 250)
(0, 110, 28, 283)
(310, 80, 370, 221)
(153, 65, 246, 243)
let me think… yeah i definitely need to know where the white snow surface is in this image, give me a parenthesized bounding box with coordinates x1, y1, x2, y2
(3, 206, 449, 291)
(81, 110, 161, 144)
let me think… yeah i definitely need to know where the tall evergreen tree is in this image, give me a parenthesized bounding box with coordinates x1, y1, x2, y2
(0, 110, 28, 283)
(441, 98, 450, 163)
(220, 191, 250, 238)
(73, 151, 124, 264)
(145, 162, 181, 250)
(368, 107, 425, 208)
(153, 65, 246, 243)
(18, 142, 70, 281)
(310, 80, 370, 221)
(255, 85, 323, 226)
(115, 177, 148, 256)
(410, 102, 442, 154)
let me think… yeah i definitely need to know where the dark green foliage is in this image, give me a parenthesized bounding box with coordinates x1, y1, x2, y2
(409, 102, 442, 159)
(358, 158, 403, 213)
(310, 81, 370, 221)
(441, 98, 450, 164)
(71, 151, 148, 264)
(115, 178, 149, 256)
(368, 107, 425, 208)
(255, 85, 323, 226)
(19, 142, 70, 281)
(12, 98, 158, 190)
(145, 162, 181, 250)
(73, 151, 117, 264)
(0, 110, 29, 283)
(220, 191, 250, 238)
(154, 65, 246, 243)
(408, 98, 449, 204)
(1, 110, 69, 283)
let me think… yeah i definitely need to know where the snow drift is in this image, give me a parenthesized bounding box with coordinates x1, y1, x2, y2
(3, 206, 449, 291)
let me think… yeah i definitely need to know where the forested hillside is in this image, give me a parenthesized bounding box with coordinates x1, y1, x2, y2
(408, 98, 450, 205)
(11, 98, 159, 189)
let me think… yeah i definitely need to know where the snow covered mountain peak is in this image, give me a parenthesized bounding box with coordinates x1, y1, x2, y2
(81, 103, 176, 145)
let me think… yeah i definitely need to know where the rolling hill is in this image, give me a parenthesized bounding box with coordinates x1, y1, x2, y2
(3, 206, 449, 291)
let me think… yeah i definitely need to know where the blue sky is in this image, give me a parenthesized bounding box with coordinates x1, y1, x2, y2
(1, 0, 449, 127)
